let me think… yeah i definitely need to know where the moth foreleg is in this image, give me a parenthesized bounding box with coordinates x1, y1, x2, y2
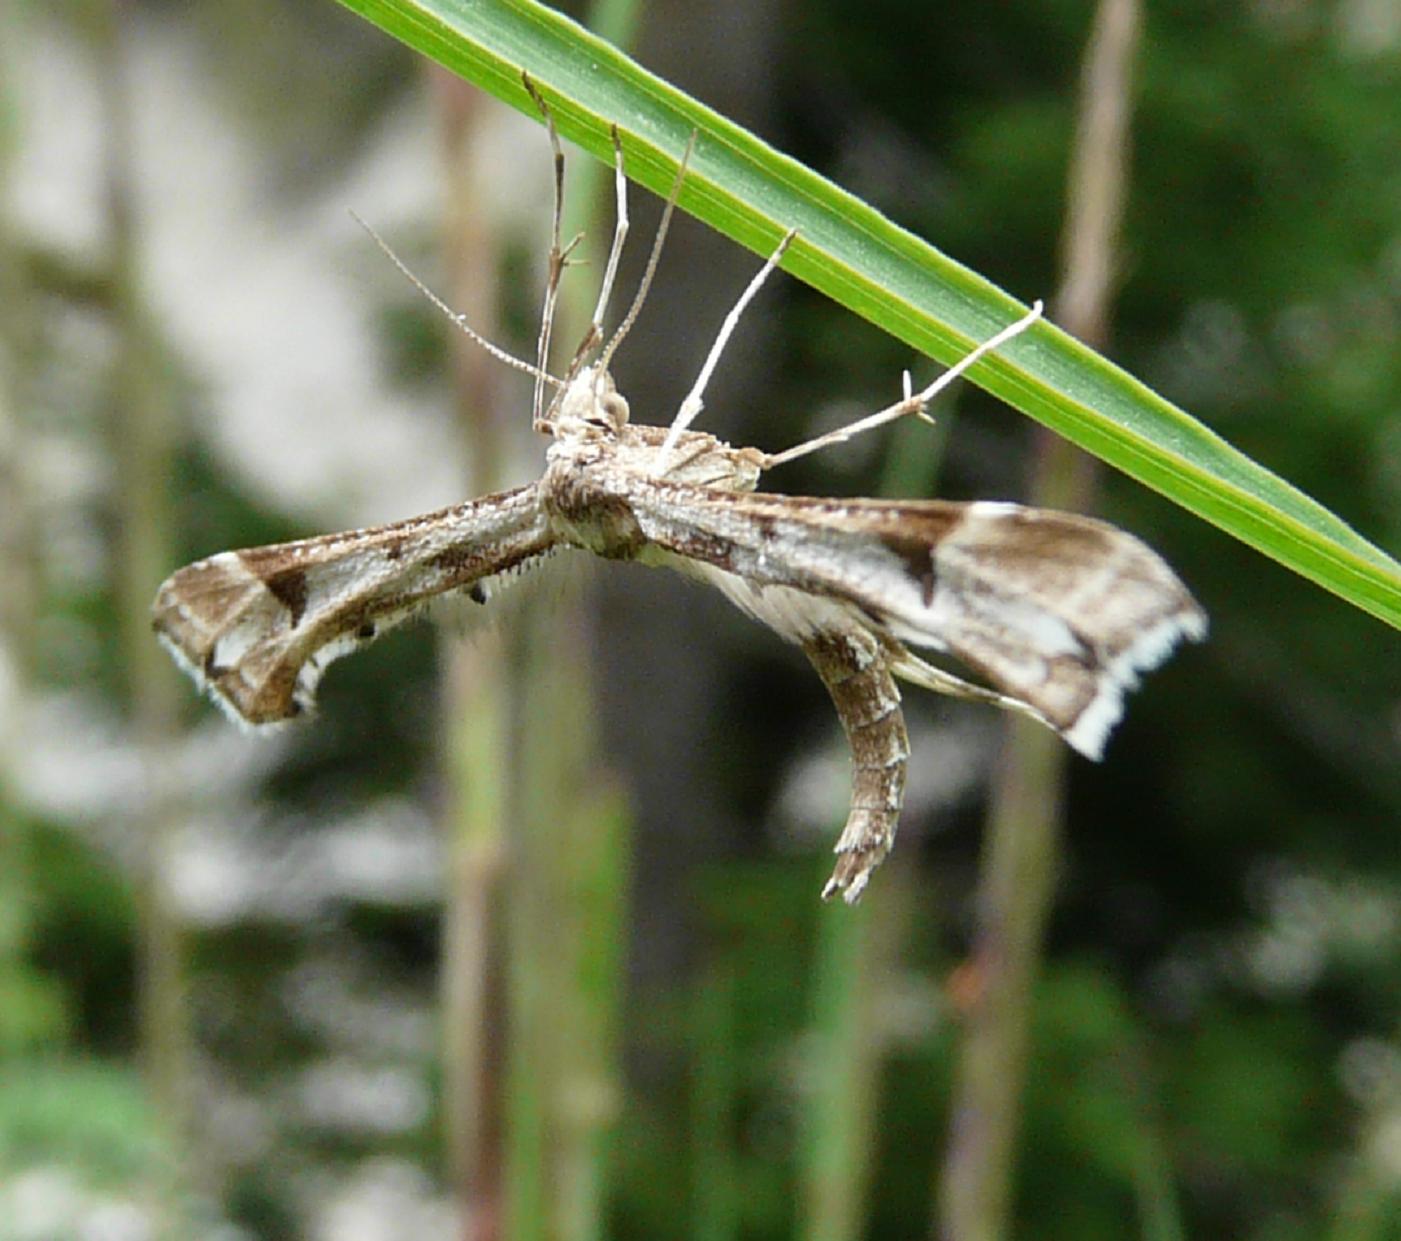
(662, 227, 796, 459)
(802, 626, 910, 904)
(760, 301, 1044, 470)
(574, 123, 630, 373)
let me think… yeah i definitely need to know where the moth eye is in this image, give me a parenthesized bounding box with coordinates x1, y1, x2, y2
(601, 393, 629, 427)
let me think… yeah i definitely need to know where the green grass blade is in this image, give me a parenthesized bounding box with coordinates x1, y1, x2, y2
(334, 0, 1401, 630)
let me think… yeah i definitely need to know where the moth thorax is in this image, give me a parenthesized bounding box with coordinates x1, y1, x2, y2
(554, 364, 630, 438)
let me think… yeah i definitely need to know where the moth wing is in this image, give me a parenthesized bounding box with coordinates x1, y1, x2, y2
(633, 487, 1206, 759)
(153, 484, 553, 726)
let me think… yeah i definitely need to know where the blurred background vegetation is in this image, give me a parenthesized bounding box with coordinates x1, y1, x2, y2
(2, 0, 1400, 1238)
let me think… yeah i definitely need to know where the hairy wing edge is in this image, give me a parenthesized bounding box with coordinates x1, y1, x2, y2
(634, 486, 1206, 759)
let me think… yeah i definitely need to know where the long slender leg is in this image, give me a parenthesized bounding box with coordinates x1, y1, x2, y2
(658, 228, 798, 461)
(760, 300, 1044, 470)
(597, 130, 698, 373)
(566, 124, 629, 375)
(522, 74, 582, 431)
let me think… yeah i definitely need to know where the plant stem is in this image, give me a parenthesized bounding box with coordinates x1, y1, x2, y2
(798, 891, 879, 1241)
(936, 2, 1141, 1238)
(94, 1, 192, 1231)
(0, 2, 40, 1061)
(437, 3, 639, 1233)
(435, 70, 513, 1241)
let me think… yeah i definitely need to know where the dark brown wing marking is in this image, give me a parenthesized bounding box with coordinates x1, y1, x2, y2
(152, 484, 553, 725)
(628, 486, 1205, 759)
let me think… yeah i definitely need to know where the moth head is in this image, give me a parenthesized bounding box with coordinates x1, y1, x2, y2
(554, 364, 630, 439)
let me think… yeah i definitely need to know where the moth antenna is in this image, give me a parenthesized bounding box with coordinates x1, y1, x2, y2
(597, 129, 698, 373)
(351, 210, 563, 390)
(761, 301, 1044, 470)
(660, 227, 797, 460)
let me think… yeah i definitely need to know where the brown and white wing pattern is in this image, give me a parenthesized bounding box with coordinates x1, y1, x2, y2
(629, 483, 1207, 761)
(152, 484, 553, 726)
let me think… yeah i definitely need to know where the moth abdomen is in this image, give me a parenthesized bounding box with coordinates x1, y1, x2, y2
(803, 627, 910, 904)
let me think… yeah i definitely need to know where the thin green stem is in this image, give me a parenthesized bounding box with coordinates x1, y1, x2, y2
(799, 889, 883, 1241)
(692, 954, 739, 1241)
(434, 71, 512, 1238)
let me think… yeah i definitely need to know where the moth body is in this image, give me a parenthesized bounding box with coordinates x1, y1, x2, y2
(152, 94, 1206, 901)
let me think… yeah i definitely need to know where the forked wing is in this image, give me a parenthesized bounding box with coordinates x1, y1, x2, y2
(152, 484, 553, 725)
(632, 485, 1207, 759)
